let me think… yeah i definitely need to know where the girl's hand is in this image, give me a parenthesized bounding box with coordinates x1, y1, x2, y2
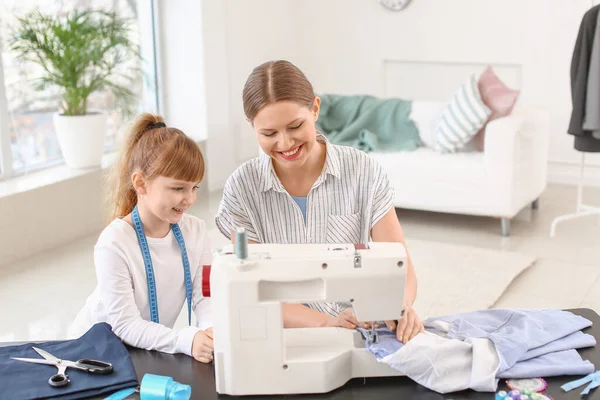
(324, 309, 370, 330)
(192, 328, 214, 363)
(395, 306, 424, 343)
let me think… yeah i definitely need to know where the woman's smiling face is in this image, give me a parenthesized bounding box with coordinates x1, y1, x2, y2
(252, 98, 320, 170)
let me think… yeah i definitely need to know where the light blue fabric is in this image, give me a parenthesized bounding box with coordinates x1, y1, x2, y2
(431, 309, 593, 373)
(357, 328, 402, 359)
(519, 330, 596, 361)
(359, 309, 596, 380)
(500, 349, 595, 378)
(290, 195, 307, 222)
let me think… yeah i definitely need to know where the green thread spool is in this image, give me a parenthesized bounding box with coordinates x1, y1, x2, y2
(235, 227, 248, 260)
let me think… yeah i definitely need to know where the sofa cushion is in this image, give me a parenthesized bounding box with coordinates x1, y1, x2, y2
(471, 66, 520, 150)
(435, 74, 491, 153)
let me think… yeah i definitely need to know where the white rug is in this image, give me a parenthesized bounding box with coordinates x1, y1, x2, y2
(407, 238, 536, 319)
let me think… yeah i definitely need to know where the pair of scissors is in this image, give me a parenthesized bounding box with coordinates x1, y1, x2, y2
(11, 346, 114, 387)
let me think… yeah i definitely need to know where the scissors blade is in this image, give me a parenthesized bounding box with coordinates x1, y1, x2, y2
(11, 357, 58, 366)
(32, 347, 59, 362)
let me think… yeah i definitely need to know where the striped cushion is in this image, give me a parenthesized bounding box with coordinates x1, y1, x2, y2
(435, 74, 492, 153)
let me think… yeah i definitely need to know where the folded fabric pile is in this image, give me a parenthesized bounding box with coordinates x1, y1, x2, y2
(360, 309, 596, 394)
(0, 323, 138, 400)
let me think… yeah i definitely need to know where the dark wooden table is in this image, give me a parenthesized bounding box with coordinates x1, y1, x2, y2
(3, 308, 598, 399)
(126, 308, 600, 399)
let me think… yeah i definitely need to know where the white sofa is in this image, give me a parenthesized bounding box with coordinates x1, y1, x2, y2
(369, 103, 550, 236)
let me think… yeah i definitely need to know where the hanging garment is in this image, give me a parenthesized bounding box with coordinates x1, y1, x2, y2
(584, 8, 600, 139)
(569, 5, 600, 151)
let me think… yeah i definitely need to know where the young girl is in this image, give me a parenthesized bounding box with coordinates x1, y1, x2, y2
(69, 113, 214, 363)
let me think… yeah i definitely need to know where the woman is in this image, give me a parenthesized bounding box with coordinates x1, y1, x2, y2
(215, 60, 423, 343)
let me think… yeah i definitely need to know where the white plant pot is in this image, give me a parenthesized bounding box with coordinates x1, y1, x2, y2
(53, 111, 107, 169)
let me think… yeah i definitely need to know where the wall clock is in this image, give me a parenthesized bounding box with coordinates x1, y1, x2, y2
(380, 0, 412, 11)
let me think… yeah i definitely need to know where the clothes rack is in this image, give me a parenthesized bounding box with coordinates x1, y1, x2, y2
(550, 152, 600, 237)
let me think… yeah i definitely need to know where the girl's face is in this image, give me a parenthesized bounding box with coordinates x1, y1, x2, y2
(142, 176, 200, 224)
(252, 98, 320, 170)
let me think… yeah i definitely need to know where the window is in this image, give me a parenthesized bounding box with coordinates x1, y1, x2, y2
(0, 0, 159, 178)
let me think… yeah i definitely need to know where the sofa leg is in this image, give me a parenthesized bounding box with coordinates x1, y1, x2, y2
(532, 198, 540, 210)
(501, 218, 511, 237)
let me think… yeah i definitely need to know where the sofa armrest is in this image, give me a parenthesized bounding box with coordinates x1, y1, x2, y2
(483, 108, 550, 217)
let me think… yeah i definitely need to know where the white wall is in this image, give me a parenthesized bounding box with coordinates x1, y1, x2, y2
(0, 171, 105, 268)
(199, 0, 236, 192)
(158, 0, 208, 143)
(201, 0, 600, 187)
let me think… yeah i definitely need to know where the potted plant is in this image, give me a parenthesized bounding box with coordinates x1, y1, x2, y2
(9, 9, 140, 169)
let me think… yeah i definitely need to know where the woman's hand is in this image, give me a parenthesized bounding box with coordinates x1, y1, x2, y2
(324, 309, 370, 330)
(395, 306, 424, 343)
(381, 306, 424, 343)
(192, 328, 214, 363)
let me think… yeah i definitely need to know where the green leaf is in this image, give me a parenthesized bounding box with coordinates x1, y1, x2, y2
(8, 8, 142, 117)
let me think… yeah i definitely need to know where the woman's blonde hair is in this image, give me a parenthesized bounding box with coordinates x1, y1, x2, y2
(106, 112, 204, 221)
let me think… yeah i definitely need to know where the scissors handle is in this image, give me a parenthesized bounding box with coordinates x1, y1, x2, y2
(49, 373, 70, 387)
(76, 358, 114, 374)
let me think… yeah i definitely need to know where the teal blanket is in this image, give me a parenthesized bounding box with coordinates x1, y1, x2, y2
(316, 94, 421, 152)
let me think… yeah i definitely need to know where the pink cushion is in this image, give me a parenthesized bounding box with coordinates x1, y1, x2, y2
(472, 66, 520, 150)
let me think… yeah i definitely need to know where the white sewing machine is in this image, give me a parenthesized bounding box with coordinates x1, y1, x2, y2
(208, 230, 407, 396)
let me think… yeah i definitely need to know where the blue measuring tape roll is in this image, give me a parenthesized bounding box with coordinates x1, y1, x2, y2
(140, 374, 191, 400)
(132, 205, 193, 325)
(103, 374, 192, 400)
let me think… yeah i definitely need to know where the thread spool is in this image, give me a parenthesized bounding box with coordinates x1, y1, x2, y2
(508, 390, 522, 400)
(495, 390, 508, 400)
(235, 227, 248, 260)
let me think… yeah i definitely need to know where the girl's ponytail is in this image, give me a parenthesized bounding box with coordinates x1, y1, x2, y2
(105, 113, 167, 221)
